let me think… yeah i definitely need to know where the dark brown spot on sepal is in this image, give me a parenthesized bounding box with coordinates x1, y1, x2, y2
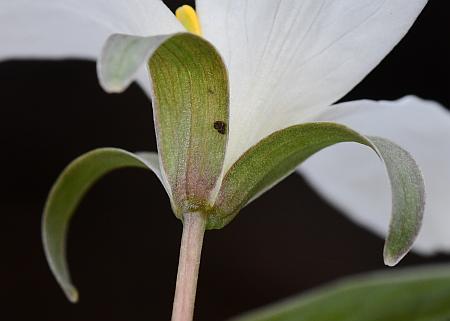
(208, 88, 215, 94)
(214, 121, 227, 135)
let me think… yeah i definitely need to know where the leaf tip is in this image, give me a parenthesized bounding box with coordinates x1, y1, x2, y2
(97, 61, 128, 94)
(383, 247, 408, 267)
(99, 78, 126, 94)
(64, 286, 79, 303)
(384, 256, 399, 267)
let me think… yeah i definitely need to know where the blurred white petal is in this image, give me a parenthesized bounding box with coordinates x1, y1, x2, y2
(197, 0, 427, 170)
(0, 0, 182, 93)
(299, 96, 450, 254)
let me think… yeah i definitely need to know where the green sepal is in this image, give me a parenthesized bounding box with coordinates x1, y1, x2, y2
(100, 32, 229, 218)
(211, 123, 371, 227)
(229, 265, 450, 321)
(148, 33, 229, 217)
(42, 148, 164, 302)
(98, 33, 173, 93)
(209, 123, 424, 265)
(369, 137, 424, 266)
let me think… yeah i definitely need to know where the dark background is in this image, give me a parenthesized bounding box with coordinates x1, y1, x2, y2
(0, 1, 449, 320)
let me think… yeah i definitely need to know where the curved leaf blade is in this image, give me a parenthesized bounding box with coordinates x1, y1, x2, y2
(212, 123, 371, 227)
(98, 33, 175, 93)
(100, 32, 229, 217)
(369, 137, 425, 266)
(229, 265, 450, 321)
(148, 33, 229, 216)
(212, 123, 424, 265)
(42, 148, 163, 302)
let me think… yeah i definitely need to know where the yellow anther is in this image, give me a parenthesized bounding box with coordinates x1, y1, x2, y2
(176, 5, 202, 36)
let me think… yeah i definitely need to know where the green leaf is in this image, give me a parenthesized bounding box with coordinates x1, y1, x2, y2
(210, 122, 424, 265)
(228, 265, 450, 321)
(148, 33, 229, 216)
(42, 148, 163, 302)
(98, 33, 175, 93)
(212, 123, 370, 225)
(368, 137, 424, 266)
(100, 32, 229, 218)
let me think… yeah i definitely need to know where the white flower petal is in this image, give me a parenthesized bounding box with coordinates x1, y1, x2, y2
(299, 96, 450, 254)
(0, 0, 182, 93)
(197, 0, 428, 170)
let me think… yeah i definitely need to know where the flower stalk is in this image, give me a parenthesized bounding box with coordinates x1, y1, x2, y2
(171, 212, 206, 321)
